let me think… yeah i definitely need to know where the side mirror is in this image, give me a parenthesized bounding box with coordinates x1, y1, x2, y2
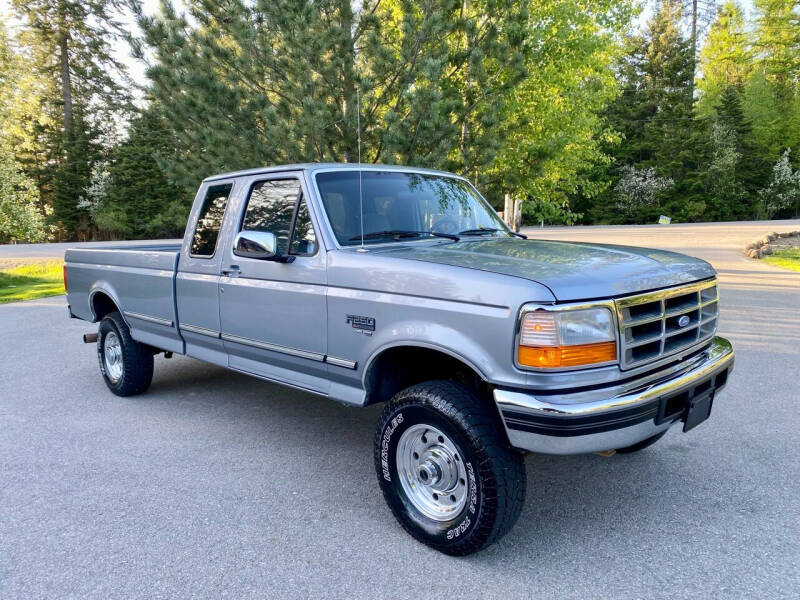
(233, 231, 278, 259)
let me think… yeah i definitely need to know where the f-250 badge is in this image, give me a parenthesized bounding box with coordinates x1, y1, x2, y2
(346, 314, 375, 335)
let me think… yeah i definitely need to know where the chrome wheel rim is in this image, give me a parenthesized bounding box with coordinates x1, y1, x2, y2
(396, 424, 468, 521)
(103, 331, 123, 383)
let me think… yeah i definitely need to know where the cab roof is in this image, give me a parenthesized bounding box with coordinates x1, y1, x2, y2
(202, 163, 460, 183)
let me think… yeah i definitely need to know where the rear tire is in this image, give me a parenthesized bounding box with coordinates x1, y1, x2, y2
(97, 311, 154, 396)
(374, 380, 526, 555)
(615, 430, 668, 454)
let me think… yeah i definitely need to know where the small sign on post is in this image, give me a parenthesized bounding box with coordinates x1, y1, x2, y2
(658, 215, 672, 225)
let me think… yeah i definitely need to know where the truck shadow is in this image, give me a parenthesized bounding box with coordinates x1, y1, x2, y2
(145, 354, 736, 562)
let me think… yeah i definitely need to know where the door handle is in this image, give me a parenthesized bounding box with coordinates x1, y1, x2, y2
(221, 265, 241, 277)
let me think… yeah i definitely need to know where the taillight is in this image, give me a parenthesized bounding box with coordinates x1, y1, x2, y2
(62, 265, 67, 290)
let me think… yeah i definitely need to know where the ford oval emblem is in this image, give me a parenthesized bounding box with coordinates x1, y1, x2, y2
(678, 315, 691, 328)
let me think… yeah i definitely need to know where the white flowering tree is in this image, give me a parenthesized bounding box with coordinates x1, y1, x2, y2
(757, 149, 800, 219)
(614, 165, 674, 218)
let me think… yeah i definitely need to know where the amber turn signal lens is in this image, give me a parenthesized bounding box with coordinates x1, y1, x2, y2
(517, 341, 617, 368)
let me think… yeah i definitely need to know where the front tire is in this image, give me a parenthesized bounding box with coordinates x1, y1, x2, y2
(97, 312, 154, 396)
(374, 381, 526, 555)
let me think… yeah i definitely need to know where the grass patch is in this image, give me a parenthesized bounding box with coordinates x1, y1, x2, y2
(0, 261, 65, 303)
(763, 248, 800, 272)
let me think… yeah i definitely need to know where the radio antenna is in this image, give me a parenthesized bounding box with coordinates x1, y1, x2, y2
(357, 88, 365, 249)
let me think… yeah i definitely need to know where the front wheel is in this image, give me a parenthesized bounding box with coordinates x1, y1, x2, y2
(374, 381, 526, 555)
(97, 311, 154, 396)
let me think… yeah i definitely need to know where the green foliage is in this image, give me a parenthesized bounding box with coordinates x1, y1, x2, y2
(488, 0, 636, 224)
(583, 0, 800, 224)
(696, 1, 752, 117)
(134, 0, 529, 198)
(0, 139, 47, 243)
(3, 0, 800, 240)
(593, 0, 700, 223)
(134, 0, 635, 223)
(95, 106, 188, 238)
(11, 0, 131, 239)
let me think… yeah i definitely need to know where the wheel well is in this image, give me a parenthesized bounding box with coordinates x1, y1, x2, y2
(364, 346, 486, 406)
(91, 292, 119, 322)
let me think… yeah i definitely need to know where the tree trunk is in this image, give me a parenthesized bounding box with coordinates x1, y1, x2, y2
(504, 193, 513, 227)
(513, 197, 523, 232)
(689, 0, 698, 101)
(339, 0, 357, 163)
(58, 2, 72, 140)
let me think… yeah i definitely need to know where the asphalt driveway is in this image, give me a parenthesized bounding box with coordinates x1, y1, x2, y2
(1, 220, 799, 599)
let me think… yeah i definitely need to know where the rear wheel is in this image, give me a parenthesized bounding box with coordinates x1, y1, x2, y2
(97, 311, 153, 396)
(374, 380, 526, 555)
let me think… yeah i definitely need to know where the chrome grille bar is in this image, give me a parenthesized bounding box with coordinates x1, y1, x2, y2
(615, 279, 718, 370)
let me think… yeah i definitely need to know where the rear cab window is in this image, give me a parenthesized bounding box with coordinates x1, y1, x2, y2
(191, 183, 234, 257)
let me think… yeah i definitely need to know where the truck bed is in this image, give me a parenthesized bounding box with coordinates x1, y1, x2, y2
(65, 242, 184, 354)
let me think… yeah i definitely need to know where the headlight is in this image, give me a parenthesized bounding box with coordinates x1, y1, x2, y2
(517, 307, 617, 369)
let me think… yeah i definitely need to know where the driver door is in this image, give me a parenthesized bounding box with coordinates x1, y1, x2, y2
(218, 173, 329, 393)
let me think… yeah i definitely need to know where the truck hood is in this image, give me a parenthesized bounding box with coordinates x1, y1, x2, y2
(375, 238, 715, 301)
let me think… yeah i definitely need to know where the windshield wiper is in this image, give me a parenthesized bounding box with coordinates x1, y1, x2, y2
(458, 227, 527, 239)
(349, 230, 460, 242)
(458, 227, 500, 236)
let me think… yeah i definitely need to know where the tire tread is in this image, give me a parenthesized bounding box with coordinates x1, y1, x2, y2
(98, 312, 154, 396)
(374, 380, 526, 555)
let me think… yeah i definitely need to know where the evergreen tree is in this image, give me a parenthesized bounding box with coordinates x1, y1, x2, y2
(11, 0, 131, 239)
(696, 1, 752, 117)
(745, 0, 800, 161)
(714, 85, 769, 212)
(753, 0, 800, 91)
(134, 0, 528, 198)
(96, 106, 187, 239)
(597, 0, 703, 223)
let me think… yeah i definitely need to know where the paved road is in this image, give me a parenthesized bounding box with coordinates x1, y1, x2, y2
(0, 239, 182, 261)
(2, 221, 799, 599)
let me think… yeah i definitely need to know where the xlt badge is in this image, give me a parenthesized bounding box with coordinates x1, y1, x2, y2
(346, 314, 375, 335)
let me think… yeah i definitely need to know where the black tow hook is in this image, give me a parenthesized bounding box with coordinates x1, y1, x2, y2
(83, 333, 98, 344)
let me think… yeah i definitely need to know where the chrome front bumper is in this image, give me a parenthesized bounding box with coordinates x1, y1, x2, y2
(494, 337, 734, 455)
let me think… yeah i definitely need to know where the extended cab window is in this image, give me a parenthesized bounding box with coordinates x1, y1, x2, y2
(191, 183, 233, 256)
(241, 179, 317, 256)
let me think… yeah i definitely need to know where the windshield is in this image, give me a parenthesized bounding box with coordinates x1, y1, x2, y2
(315, 170, 509, 246)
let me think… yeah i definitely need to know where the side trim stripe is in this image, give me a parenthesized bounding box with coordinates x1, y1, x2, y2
(325, 356, 357, 369)
(221, 333, 326, 362)
(501, 402, 660, 437)
(123, 311, 173, 327)
(179, 324, 221, 338)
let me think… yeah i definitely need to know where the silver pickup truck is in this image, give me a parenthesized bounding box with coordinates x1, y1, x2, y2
(65, 164, 734, 555)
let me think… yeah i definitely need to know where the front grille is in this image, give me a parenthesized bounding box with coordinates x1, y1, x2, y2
(615, 279, 718, 370)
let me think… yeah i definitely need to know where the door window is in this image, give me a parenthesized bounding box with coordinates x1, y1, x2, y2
(190, 183, 233, 257)
(241, 179, 317, 256)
